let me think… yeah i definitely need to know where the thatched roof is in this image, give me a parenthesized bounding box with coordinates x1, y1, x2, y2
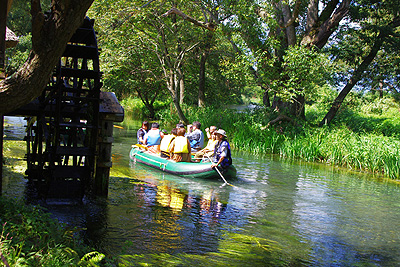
(6, 27, 18, 48)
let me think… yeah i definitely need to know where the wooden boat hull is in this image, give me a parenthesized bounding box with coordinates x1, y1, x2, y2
(129, 147, 236, 179)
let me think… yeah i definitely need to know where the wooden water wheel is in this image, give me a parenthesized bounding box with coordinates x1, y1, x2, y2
(25, 17, 102, 199)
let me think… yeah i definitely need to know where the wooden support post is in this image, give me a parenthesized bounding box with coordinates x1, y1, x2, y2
(94, 119, 114, 196)
(1, 0, 8, 195)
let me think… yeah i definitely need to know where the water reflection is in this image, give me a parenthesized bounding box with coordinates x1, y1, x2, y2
(79, 130, 400, 265)
(292, 169, 400, 265)
(4, 117, 400, 265)
(96, 175, 237, 255)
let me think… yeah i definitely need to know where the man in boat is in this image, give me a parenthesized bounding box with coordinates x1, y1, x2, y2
(160, 128, 177, 158)
(194, 126, 218, 162)
(144, 122, 165, 154)
(137, 121, 149, 144)
(176, 123, 185, 129)
(186, 121, 204, 152)
(169, 128, 191, 162)
(211, 129, 232, 170)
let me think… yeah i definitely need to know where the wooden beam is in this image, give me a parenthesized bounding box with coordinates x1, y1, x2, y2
(7, 0, 13, 13)
(1, 0, 7, 194)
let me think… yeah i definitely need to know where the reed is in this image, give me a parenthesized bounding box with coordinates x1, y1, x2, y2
(292, 127, 400, 179)
(167, 106, 400, 180)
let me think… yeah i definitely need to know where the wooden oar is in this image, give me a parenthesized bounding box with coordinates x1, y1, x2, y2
(205, 154, 234, 187)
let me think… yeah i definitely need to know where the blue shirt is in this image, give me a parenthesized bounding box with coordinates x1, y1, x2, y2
(145, 129, 161, 146)
(186, 129, 204, 149)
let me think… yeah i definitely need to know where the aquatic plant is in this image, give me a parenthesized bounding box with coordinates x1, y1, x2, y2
(115, 232, 302, 266)
(159, 106, 400, 180)
(0, 196, 106, 266)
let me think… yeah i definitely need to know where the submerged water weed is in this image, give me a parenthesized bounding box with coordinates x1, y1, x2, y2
(115, 232, 295, 266)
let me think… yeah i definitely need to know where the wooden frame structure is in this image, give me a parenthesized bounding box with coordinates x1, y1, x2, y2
(1, 13, 124, 198)
(0, 0, 10, 195)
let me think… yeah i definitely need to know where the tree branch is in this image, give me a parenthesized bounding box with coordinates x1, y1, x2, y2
(267, 114, 301, 128)
(0, 0, 94, 114)
(308, 0, 351, 48)
(283, 0, 302, 28)
(319, 25, 393, 126)
(161, 8, 216, 31)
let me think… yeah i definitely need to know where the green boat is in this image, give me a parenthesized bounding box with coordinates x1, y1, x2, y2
(129, 146, 237, 179)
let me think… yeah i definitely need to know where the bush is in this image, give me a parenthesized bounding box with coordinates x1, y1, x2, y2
(0, 197, 105, 266)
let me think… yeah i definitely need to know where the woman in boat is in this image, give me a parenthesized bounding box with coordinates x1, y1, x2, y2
(160, 128, 177, 158)
(169, 127, 191, 162)
(137, 121, 149, 144)
(205, 125, 217, 139)
(211, 129, 232, 170)
(144, 122, 164, 154)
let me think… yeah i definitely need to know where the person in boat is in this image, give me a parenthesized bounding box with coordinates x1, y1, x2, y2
(186, 121, 204, 152)
(160, 128, 177, 158)
(194, 126, 218, 162)
(144, 122, 165, 154)
(205, 125, 217, 140)
(169, 127, 191, 162)
(211, 129, 233, 170)
(137, 121, 149, 144)
(176, 123, 185, 129)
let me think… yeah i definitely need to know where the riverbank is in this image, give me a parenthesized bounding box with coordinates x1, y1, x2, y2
(0, 140, 107, 266)
(118, 94, 400, 180)
(144, 104, 400, 180)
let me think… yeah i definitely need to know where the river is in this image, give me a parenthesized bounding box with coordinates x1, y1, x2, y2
(3, 116, 400, 266)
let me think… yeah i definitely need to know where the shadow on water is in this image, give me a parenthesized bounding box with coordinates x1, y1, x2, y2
(3, 115, 400, 265)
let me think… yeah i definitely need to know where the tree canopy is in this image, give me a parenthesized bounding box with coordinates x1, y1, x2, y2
(2, 0, 399, 124)
(0, 0, 94, 114)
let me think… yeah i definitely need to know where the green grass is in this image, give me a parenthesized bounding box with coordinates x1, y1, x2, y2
(114, 94, 400, 179)
(1, 141, 106, 266)
(156, 102, 400, 180)
(0, 197, 106, 266)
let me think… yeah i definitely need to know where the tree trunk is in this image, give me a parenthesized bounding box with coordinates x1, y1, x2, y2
(198, 31, 214, 107)
(272, 94, 305, 118)
(262, 86, 270, 107)
(166, 70, 188, 123)
(319, 34, 385, 126)
(302, 0, 351, 48)
(198, 51, 207, 107)
(173, 97, 187, 124)
(179, 70, 185, 105)
(270, 0, 350, 119)
(281, 4, 296, 46)
(0, 0, 94, 114)
(378, 81, 383, 98)
(136, 87, 157, 119)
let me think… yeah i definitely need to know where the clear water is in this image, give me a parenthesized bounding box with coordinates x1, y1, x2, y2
(4, 117, 400, 265)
